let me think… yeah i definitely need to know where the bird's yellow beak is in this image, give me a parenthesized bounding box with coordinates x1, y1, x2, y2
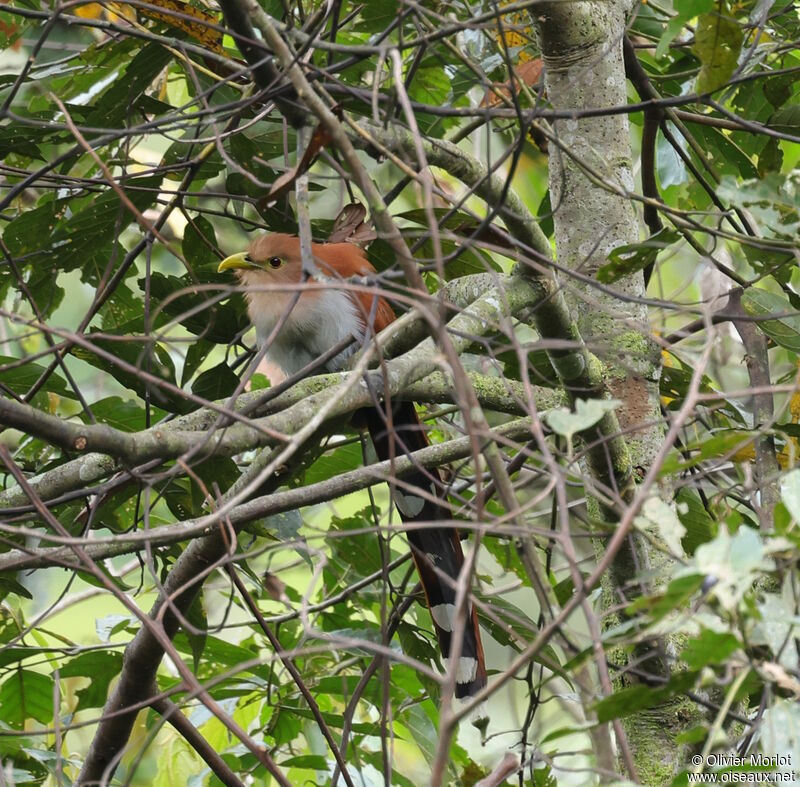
(217, 252, 254, 273)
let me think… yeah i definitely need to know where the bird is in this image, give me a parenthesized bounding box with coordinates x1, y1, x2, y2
(218, 232, 487, 701)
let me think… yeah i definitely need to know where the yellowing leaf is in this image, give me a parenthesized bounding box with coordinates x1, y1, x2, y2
(140, 0, 224, 54)
(693, 3, 743, 94)
(74, 3, 104, 19)
(731, 444, 756, 463)
(789, 366, 800, 423)
(106, 3, 137, 23)
(496, 2, 534, 63)
(47, 392, 60, 414)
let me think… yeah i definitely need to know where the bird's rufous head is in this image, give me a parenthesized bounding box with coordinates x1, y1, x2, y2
(217, 233, 305, 286)
(217, 231, 396, 343)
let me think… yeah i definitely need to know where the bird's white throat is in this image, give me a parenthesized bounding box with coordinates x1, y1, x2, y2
(244, 283, 363, 376)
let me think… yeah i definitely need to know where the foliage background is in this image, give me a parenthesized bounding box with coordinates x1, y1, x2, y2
(0, 0, 799, 785)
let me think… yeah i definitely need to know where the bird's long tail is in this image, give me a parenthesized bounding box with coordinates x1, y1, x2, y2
(365, 401, 487, 699)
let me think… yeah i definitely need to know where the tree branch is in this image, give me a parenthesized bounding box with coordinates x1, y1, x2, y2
(0, 417, 536, 572)
(1, 276, 546, 504)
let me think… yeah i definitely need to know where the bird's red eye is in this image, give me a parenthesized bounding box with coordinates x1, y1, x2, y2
(269, 257, 282, 269)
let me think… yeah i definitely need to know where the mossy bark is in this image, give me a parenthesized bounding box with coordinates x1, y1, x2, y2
(533, 0, 697, 780)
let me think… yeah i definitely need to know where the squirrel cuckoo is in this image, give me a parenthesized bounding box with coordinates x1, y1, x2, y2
(218, 233, 487, 700)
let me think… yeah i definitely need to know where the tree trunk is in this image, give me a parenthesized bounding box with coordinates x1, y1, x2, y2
(533, 2, 692, 780)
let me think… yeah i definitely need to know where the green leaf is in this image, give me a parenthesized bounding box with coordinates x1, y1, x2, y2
(753, 593, 797, 668)
(162, 457, 238, 519)
(533, 765, 558, 787)
(409, 63, 450, 107)
(718, 174, 799, 237)
(249, 372, 271, 391)
(73, 336, 187, 414)
(0, 356, 76, 400)
(4, 177, 160, 315)
(675, 724, 711, 745)
(660, 355, 720, 407)
(314, 675, 376, 697)
(634, 496, 686, 556)
(0, 578, 33, 602)
(2, 199, 62, 258)
(161, 134, 223, 184)
(60, 651, 123, 710)
(681, 629, 740, 669)
(191, 362, 240, 400)
(303, 442, 363, 485)
(0, 647, 38, 670)
(718, 173, 798, 209)
(328, 509, 382, 577)
(543, 398, 621, 440)
(769, 103, 800, 135)
(656, 0, 714, 59)
(553, 575, 577, 606)
(362, 752, 419, 787)
(96, 614, 137, 642)
(145, 272, 247, 344)
(597, 229, 681, 284)
(540, 722, 597, 744)
(99, 282, 149, 331)
(59, 178, 160, 277)
(392, 211, 501, 277)
(760, 699, 800, 768)
(0, 119, 51, 159)
(629, 573, 705, 620)
(758, 137, 784, 179)
(657, 123, 689, 187)
(676, 488, 716, 555)
(781, 468, 800, 524)
(185, 594, 208, 673)
(182, 215, 220, 272)
(682, 123, 758, 179)
(402, 702, 438, 764)
(246, 510, 303, 542)
(741, 287, 800, 352)
(89, 481, 142, 533)
(274, 705, 376, 734)
(269, 706, 304, 746)
(280, 755, 329, 770)
(356, 0, 400, 33)
(0, 670, 55, 728)
(407, 62, 455, 136)
(594, 671, 697, 722)
(681, 526, 773, 611)
(659, 428, 761, 475)
(82, 397, 165, 432)
(743, 245, 796, 284)
(226, 135, 279, 185)
(85, 44, 172, 126)
(181, 339, 214, 387)
(473, 594, 540, 652)
(397, 622, 441, 670)
(537, 191, 554, 238)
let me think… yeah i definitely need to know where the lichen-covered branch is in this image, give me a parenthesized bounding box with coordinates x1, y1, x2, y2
(0, 417, 538, 573)
(0, 276, 545, 511)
